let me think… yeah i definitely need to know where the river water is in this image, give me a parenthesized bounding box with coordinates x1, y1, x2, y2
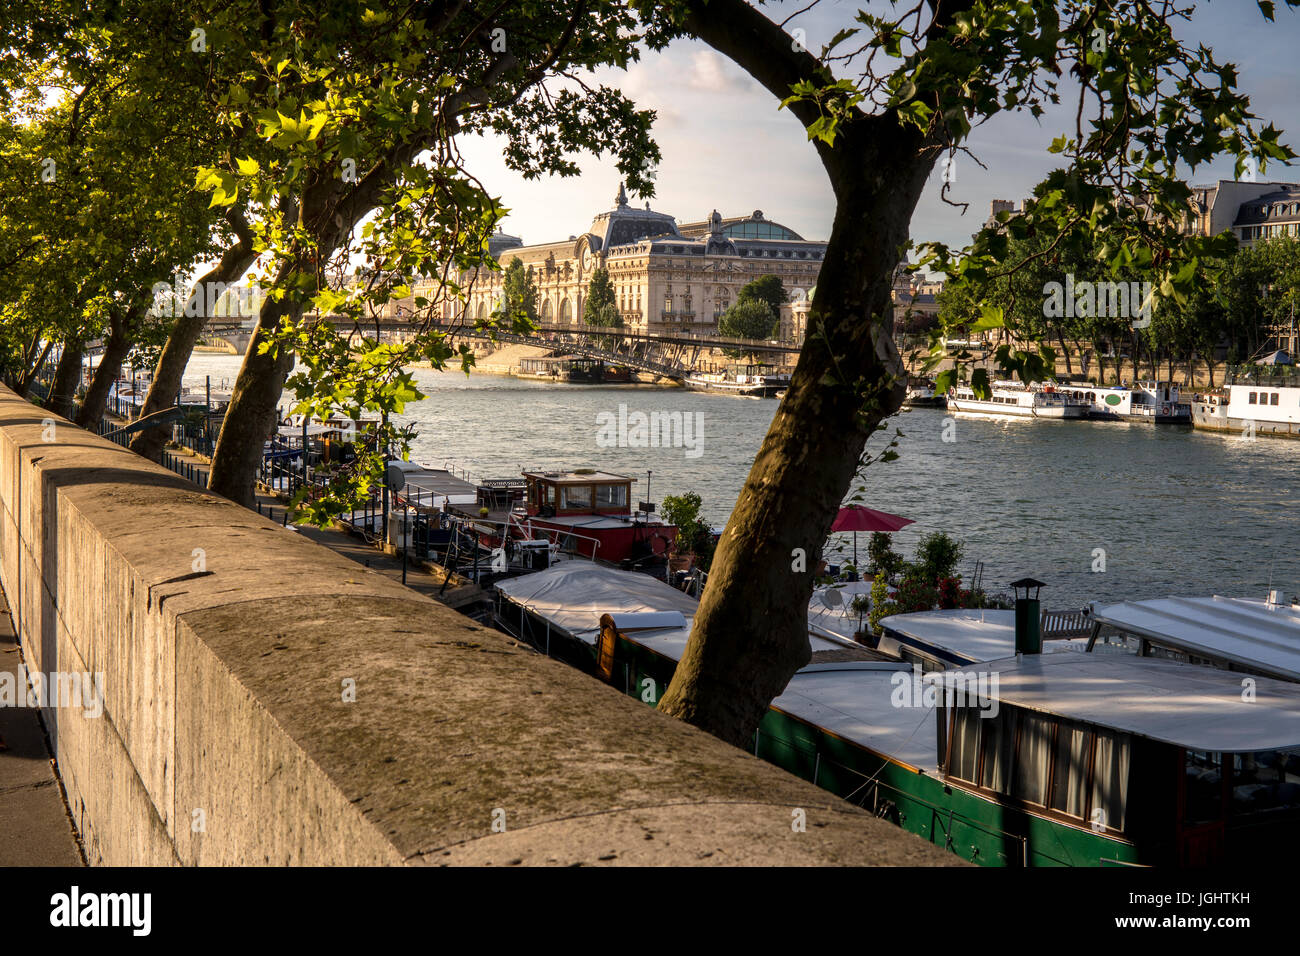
(182, 352, 1300, 610)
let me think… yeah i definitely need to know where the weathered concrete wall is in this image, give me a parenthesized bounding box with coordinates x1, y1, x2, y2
(0, 385, 955, 865)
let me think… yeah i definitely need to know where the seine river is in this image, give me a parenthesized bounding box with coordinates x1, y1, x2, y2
(184, 352, 1300, 610)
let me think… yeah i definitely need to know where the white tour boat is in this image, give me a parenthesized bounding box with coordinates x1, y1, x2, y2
(947, 381, 1085, 418)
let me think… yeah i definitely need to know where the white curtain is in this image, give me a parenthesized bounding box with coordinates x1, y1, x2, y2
(1051, 722, 1090, 818)
(1090, 732, 1131, 831)
(1013, 713, 1053, 806)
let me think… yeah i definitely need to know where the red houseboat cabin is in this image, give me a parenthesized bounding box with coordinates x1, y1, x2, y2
(520, 470, 677, 565)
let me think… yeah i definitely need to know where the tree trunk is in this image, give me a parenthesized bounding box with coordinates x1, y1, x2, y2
(130, 215, 256, 462)
(653, 0, 958, 746)
(1054, 333, 1071, 375)
(13, 338, 53, 398)
(75, 305, 139, 429)
(47, 342, 85, 418)
(659, 144, 923, 743)
(205, 276, 301, 507)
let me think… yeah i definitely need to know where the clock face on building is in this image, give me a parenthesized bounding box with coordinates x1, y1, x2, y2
(582, 248, 594, 271)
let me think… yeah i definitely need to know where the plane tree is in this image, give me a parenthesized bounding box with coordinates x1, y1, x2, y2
(639, 0, 1296, 745)
(189, 1, 659, 511)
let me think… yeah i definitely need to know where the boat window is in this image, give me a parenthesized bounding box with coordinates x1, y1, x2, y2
(1272, 393, 1280, 406)
(1230, 748, 1300, 819)
(594, 484, 628, 508)
(1049, 721, 1090, 819)
(948, 708, 981, 781)
(1011, 712, 1054, 806)
(1185, 751, 1224, 824)
(1090, 730, 1131, 832)
(979, 709, 1018, 792)
(560, 485, 591, 509)
(1249, 392, 1257, 404)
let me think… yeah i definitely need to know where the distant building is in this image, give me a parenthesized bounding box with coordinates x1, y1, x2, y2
(1231, 185, 1300, 245)
(418, 184, 826, 339)
(1180, 179, 1298, 243)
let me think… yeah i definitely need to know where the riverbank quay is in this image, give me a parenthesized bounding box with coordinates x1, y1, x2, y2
(0, 384, 956, 866)
(0, 583, 85, 866)
(130, 431, 490, 614)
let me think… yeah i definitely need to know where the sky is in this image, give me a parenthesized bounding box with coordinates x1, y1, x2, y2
(454, 1, 1300, 267)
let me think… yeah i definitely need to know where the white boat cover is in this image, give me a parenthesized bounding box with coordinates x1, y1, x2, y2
(495, 563, 699, 646)
(496, 562, 854, 658)
(1090, 595, 1300, 681)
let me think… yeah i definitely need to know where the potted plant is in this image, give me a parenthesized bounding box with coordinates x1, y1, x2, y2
(849, 593, 873, 644)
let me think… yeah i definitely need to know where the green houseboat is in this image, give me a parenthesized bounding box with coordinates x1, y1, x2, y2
(494, 564, 1300, 866)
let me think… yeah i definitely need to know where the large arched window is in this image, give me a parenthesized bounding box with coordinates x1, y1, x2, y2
(559, 298, 572, 325)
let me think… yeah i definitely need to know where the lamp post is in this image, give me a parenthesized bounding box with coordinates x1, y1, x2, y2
(1010, 577, 1045, 655)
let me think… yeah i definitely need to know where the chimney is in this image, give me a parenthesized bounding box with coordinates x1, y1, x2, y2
(1011, 578, 1045, 654)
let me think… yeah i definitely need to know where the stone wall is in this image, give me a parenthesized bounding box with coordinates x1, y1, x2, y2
(0, 385, 953, 866)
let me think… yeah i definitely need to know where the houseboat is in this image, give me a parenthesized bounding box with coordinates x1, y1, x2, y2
(515, 469, 677, 571)
(1192, 364, 1300, 437)
(494, 563, 1300, 866)
(1083, 593, 1300, 683)
(947, 382, 1085, 418)
(685, 364, 789, 398)
(903, 376, 946, 408)
(1056, 382, 1192, 423)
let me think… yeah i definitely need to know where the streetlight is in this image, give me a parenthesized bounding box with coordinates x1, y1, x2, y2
(1010, 577, 1046, 655)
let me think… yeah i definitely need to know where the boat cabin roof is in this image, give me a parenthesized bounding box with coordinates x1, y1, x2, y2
(523, 470, 633, 486)
(1090, 595, 1300, 681)
(976, 653, 1300, 753)
(878, 608, 1095, 664)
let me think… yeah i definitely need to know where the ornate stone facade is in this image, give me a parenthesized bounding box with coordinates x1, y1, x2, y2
(424, 184, 827, 339)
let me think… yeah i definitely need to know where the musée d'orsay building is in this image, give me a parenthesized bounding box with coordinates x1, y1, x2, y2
(416, 183, 828, 341)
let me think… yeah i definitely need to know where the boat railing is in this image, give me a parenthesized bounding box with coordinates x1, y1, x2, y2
(1041, 609, 1092, 640)
(507, 512, 603, 562)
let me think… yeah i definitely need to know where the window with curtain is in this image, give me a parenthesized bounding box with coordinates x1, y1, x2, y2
(1050, 721, 1090, 819)
(1090, 731, 1131, 832)
(1012, 712, 1054, 806)
(560, 485, 591, 509)
(948, 708, 981, 782)
(594, 484, 627, 508)
(980, 710, 1018, 793)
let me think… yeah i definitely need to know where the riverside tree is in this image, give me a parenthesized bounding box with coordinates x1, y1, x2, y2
(189, 0, 659, 510)
(582, 266, 620, 326)
(639, 0, 1298, 746)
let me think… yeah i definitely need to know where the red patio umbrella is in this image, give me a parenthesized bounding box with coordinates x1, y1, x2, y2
(830, 505, 915, 569)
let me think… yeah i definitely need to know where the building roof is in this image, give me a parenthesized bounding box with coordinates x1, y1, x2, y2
(1233, 187, 1300, 226)
(586, 182, 680, 250)
(678, 209, 806, 241)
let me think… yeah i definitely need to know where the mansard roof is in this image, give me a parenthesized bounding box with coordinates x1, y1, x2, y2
(1234, 187, 1300, 226)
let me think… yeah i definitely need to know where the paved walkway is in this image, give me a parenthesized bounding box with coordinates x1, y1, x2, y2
(0, 587, 84, 866)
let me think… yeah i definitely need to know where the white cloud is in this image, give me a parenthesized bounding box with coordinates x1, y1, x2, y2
(686, 50, 754, 94)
